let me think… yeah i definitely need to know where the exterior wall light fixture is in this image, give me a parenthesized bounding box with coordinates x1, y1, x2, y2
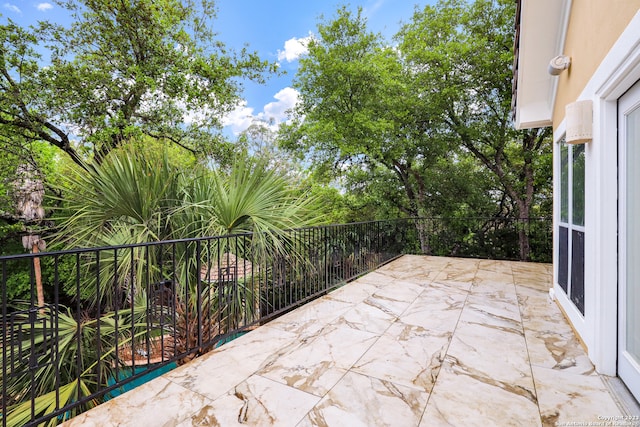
(548, 55, 571, 75)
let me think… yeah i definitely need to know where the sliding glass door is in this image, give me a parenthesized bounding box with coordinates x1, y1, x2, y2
(619, 79, 640, 402)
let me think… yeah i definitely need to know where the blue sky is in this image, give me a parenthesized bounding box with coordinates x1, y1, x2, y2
(3, 0, 436, 137)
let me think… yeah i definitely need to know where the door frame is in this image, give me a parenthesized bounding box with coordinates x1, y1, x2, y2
(618, 79, 640, 401)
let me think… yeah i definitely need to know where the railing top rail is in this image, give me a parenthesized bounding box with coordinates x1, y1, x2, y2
(0, 219, 401, 261)
(0, 230, 259, 261)
(0, 217, 551, 261)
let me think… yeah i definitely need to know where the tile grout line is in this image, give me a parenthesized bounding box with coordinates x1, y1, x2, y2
(290, 273, 402, 426)
(261, 262, 430, 425)
(323, 270, 430, 426)
(416, 260, 478, 426)
(513, 265, 546, 427)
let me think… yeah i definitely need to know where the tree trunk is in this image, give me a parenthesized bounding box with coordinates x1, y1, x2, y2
(515, 201, 532, 261)
(415, 217, 431, 255)
(517, 217, 531, 262)
(32, 243, 45, 314)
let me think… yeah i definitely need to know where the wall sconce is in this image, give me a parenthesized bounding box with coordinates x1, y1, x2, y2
(565, 100, 592, 144)
(548, 55, 571, 75)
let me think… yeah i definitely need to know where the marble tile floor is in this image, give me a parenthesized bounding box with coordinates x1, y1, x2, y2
(62, 255, 636, 427)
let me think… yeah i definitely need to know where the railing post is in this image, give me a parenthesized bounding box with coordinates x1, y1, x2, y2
(376, 220, 380, 257)
(2, 260, 7, 427)
(196, 240, 202, 351)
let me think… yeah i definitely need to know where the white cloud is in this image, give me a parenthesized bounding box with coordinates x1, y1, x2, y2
(36, 2, 54, 11)
(277, 34, 314, 63)
(263, 87, 299, 122)
(222, 101, 256, 135)
(3, 3, 21, 14)
(223, 87, 300, 135)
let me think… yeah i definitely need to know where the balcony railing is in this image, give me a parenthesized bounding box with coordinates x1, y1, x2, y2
(0, 217, 550, 426)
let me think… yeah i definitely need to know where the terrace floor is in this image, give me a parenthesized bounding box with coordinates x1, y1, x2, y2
(63, 255, 637, 426)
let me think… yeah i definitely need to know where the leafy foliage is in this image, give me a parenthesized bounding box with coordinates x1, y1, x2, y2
(281, 0, 552, 259)
(281, 7, 449, 225)
(49, 145, 320, 307)
(2, 298, 151, 426)
(0, 0, 275, 167)
(397, 0, 552, 219)
(3, 145, 323, 424)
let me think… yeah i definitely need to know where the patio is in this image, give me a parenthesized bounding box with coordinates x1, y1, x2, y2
(61, 255, 635, 426)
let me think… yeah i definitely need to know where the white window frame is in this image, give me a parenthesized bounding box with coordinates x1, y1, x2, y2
(556, 138, 586, 314)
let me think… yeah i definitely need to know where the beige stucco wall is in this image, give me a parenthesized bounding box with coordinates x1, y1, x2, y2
(552, 1, 640, 127)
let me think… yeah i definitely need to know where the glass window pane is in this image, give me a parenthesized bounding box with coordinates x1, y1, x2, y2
(558, 226, 569, 293)
(570, 230, 585, 315)
(560, 141, 569, 223)
(626, 104, 640, 362)
(572, 144, 585, 226)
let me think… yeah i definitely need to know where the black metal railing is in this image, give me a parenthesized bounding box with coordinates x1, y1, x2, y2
(0, 217, 550, 426)
(412, 216, 552, 262)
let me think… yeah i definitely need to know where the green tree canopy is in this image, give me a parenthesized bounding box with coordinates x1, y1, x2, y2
(0, 0, 275, 168)
(281, 6, 450, 224)
(281, 0, 552, 259)
(397, 0, 552, 221)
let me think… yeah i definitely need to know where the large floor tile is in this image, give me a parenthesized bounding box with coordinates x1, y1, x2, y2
(469, 279, 518, 303)
(473, 268, 515, 286)
(327, 280, 380, 303)
(164, 326, 301, 400)
(352, 321, 452, 392)
(477, 259, 515, 274)
(257, 323, 379, 396)
(349, 270, 398, 288)
(178, 375, 320, 427)
(458, 297, 523, 336)
(62, 377, 212, 427)
(364, 285, 423, 317)
(421, 359, 541, 427)
(377, 255, 442, 283)
(265, 296, 356, 338)
(517, 294, 591, 374)
(398, 285, 466, 333)
(517, 286, 575, 334)
(524, 326, 595, 374)
(532, 365, 624, 426)
(297, 371, 429, 427)
(434, 268, 477, 288)
(512, 263, 553, 292)
(333, 298, 398, 334)
(444, 320, 533, 391)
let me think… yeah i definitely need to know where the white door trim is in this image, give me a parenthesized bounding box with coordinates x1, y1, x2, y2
(618, 79, 640, 401)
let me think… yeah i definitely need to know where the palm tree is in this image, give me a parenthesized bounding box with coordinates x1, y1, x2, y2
(51, 145, 184, 309)
(2, 144, 320, 425)
(3, 295, 152, 427)
(167, 157, 320, 362)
